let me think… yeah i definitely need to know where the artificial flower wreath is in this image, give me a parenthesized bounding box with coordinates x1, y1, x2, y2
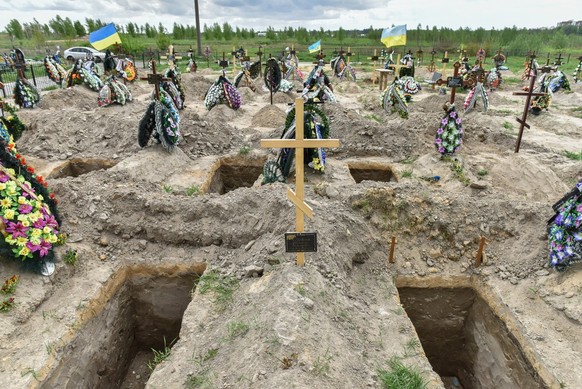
(548, 180, 582, 271)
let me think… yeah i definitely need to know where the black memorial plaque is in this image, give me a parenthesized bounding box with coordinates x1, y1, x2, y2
(447, 76, 463, 88)
(285, 232, 318, 253)
(441, 58, 450, 63)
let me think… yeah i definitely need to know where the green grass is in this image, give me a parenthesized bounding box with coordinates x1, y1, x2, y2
(364, 113, 382, 123)
(238, 146, 250, 155)
(502, 121, 514, 130)
(197, 269, 239, 312)
(186, 185, 200, 196)
(147, 337, 176, 371)
(162, 184, 173, 193)
(378, 357, 427, 389)
(226, 321, 249, 340)
(401, 169, 413, 178)
(564, 150, 582, 161)
(63, 249, 78, 265)
(186, 372, 213, 389)
(571, 107, 582, 119)
(477, 168, 489, 177)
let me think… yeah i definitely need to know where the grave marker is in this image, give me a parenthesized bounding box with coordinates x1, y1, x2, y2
(140, 60, 170, 100)
(389, 236, 397, 264)
(513, 55, 545, 153)
(427, 48, 437, 72)
(260, 99, 340, 266)
(256, 46, 264, 76)
(440, 51, 449, 77)
(370, 49, 379, 84)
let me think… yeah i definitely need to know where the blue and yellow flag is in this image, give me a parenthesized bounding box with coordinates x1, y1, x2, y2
(89, 23, 121, 51)
(308, 40, 321, 53)
(381, 25, 406, 48)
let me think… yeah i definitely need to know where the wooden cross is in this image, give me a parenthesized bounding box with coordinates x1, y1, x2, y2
(416, 48, 423, 65)
(140, 60, 170, 100)
(440, 51, 449, 77)
(427, 48, 437, 72)
(260, 99, 341, 266)
(256, 46, 264, 76)
(457, 45, 466, 60)
(346, 47, 352, 65)
(445, 62, 462, 104)
(12, 49, 26, 80)
(512, 60, 545, 153)
(387, 54, 406, 76)
(370, 49, 379, 84)
(231, 46, 237, 74)
(554, 53, 564, 67)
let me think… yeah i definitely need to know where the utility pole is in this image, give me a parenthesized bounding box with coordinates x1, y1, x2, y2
(194, 0, 202, 56)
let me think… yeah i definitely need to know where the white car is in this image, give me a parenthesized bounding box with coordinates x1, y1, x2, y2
(63, 47, 106, 62)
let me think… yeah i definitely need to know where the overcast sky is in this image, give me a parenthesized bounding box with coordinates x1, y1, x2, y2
(0, 0, 575, 33)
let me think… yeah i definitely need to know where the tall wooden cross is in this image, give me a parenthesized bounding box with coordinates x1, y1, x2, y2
(416, 48, 423, 65)
(256, 46, 264, 76)
(440, 51, 449, 77)
(370, 49, 379, 84)
(512, 58, 545, 153)
(260, 99, 341, 266)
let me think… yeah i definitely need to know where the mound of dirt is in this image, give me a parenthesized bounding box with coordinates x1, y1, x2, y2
(251, 104, 286, 128)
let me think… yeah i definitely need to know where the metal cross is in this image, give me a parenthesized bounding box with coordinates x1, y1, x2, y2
(140, 60, 170, 100)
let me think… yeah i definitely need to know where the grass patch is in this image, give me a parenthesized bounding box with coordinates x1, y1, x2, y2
(442, 156, 470, 186)
(502, 121, 514, 130)
(42, 84, 60, 91)
(197, 269, 239, 311)
(312, 348, 334, 376)
(162, 184, 173, 193)
(564, 150, 582, 161)
(398, 156, 417, 164)
(147, 337, 176, 371)
(186, 185, 200, 196)
(226, 321, 250, 340)
(401, 169, 413, 178)
(185, 371, 213, 389)
(477, 168, 489, 177)
(238, 146, 250, 155)
(571, 107, 582, 119)
(63, 248, 78, 265)
(364, 113, 382, 122)
(378, 357, 427, 389)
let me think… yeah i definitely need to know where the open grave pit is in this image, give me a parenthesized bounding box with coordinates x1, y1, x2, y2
(40, 264, 205, 389)
(396, 276, 557, 389)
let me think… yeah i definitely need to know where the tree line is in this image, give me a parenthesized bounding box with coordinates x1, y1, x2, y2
(4, 17, 581, 53)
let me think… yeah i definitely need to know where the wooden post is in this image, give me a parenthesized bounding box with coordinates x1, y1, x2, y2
(256, 46, 263, 76)
(475, 236, 487, 267)
(389, 236, 396, 264)
(260, 99, 341, 266)
(347, 47, 351, 66)
(372, 49, 378, 84)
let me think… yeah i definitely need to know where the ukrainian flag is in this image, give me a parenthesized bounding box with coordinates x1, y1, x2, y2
(89, 23, 121, 51)
(308, 40, 321, 53)
(381, 25, 406, 48)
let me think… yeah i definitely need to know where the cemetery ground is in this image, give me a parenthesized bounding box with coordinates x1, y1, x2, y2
(0, 63, 581, 389)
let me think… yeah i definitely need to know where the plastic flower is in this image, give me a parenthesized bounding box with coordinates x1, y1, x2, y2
(5, 221, 29, 239)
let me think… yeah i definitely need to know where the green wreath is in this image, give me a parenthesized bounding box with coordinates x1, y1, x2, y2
(284, 105, 330, 139)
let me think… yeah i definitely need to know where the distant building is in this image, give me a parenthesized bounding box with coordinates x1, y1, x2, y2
(257, 31, 266, 37)
(557, 20, 573, 27)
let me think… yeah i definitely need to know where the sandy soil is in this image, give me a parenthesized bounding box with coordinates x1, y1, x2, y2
(0, 62, 581, 389)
